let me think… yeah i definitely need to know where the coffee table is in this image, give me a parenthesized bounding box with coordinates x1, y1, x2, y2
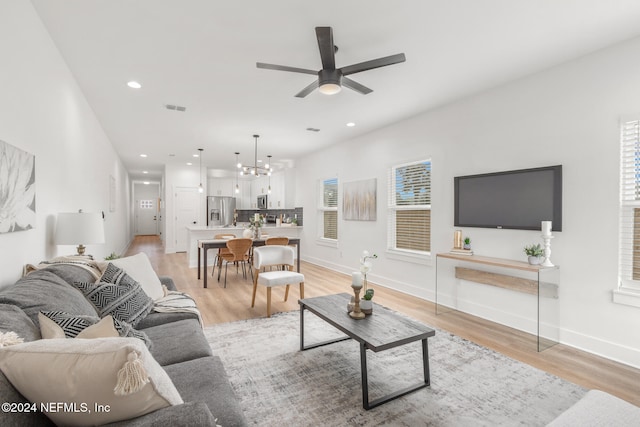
(299, 293, 435, 410)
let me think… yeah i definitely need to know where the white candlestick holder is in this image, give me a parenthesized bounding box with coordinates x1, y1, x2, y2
(541, 235, 554, 267)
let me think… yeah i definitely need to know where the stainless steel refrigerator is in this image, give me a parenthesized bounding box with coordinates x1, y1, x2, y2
(206, 196, 236, 227)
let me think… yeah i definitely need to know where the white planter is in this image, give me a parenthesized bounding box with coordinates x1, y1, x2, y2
(360, 299, 373, 314)
(528, 256, 542, 265)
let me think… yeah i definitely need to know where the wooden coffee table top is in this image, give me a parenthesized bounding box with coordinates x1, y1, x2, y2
(299, 293, 435, 352)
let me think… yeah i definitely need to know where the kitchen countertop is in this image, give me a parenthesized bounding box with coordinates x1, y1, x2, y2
(186, 224, 300, 231)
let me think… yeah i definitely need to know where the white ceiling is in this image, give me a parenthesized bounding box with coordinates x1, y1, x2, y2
(30, 0, 640, 181)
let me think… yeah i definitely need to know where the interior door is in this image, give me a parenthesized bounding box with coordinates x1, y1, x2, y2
(174, 187, 200, 252)
(134, 183, 159, 235)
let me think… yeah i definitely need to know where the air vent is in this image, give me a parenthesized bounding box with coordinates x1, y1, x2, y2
(165, 104, 187, 112)
(306, 127, 320, 132)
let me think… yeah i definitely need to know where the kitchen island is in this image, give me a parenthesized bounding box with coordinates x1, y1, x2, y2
(185, 224, 303, 268)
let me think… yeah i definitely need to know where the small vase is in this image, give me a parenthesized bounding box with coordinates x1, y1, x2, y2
(360, 299, 373, 315)
(347, 296, 355, 313)
(242, 229, 253, 238)
(253, 228, 261, 239)
(528, 256, 542, 265)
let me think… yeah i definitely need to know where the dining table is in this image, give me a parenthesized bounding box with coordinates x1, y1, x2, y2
(197, 237, 301, 288)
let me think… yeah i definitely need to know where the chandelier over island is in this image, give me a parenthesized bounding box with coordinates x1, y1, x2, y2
(238, 135, 273, 177)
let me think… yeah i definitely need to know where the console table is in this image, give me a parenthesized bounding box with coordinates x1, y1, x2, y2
(435, 252, 559, 352)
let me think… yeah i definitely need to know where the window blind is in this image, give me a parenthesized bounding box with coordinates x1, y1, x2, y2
(321, 178, 338, 240)
(388, 160, 431, 254)
(619, 120, 640, 287)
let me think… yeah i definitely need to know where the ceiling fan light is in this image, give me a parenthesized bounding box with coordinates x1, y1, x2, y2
(319, 83, 341, 95)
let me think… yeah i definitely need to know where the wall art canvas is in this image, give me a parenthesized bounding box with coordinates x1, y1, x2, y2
(0, 140, 36, 233)
(343, 178, 376, 221)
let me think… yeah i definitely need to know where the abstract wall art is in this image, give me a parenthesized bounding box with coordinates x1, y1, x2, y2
(0, 140, 36, 233)
(343, 178, 376, 221)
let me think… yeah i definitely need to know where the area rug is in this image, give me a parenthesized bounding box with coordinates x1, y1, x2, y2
(204, 310, 585, 426)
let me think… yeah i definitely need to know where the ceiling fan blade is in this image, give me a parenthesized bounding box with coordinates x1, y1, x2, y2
(256, 62, 317, 75)
(340, 53, 406, 76)
(294, 80, 319, 98)
(315, 27, 336, 70)
(342, 77, 373, 95)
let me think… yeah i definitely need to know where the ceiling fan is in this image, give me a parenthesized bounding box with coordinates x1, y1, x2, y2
(257, 27, 406, 98)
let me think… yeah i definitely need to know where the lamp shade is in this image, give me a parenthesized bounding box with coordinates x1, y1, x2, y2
(55, 212, 105, 254)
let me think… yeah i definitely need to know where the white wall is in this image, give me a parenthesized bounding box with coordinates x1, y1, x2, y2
(297, 36, 640, 368)
(0, 1, 131, 287)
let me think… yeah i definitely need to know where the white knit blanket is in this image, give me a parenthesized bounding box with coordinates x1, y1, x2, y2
(153, 289, 203, 327)
(23, 255, 104, 281)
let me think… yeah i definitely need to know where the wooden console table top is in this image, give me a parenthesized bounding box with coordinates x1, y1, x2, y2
(437, 252, 558, 273)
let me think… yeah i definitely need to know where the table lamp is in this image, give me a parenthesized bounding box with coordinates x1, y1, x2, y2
(55, 210, 105, 255)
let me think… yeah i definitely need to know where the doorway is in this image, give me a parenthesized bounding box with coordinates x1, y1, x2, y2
(174, 187, 200, 252)
(134, 182, 160, 235)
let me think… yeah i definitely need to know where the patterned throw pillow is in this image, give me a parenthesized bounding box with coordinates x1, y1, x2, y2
(74, 263, 153, 327)
(39, 311, 152, 349)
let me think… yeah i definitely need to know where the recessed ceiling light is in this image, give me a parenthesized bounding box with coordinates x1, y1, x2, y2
(346, 122, 356, 127)
(142, 171, 148, 174)
(193, 154, 199, 158)
(127, 81, 142, 89)
(186, 162, 193, 166)
(140, 154, 147, 158)
(143, 181, 150, 185)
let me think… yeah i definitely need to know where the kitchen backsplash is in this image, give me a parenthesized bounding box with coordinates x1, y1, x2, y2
(236, 207, 303, 226)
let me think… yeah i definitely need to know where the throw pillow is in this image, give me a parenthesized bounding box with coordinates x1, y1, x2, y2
(0, 337, 183, 426)
(39, 311, 152, 349)
(111, 252, 165, 300)
(38, 311, 98, 339)
(74, 263, 153, 327)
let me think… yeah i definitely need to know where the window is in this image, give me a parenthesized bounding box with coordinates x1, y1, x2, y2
(388, 160, 431, 257)
(617, 119, 640, 307)
(319, 178, 338, 241)
(139, 200, 154, 209)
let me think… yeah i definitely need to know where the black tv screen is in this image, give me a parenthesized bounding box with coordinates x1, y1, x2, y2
(454, 165, 562, 231)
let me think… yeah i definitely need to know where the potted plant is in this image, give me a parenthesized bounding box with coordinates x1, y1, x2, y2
(524, 243, 545, 265)
(104, 252, 120, 261)
(359, 251, 378, 314)
(463, 237, 471, 250)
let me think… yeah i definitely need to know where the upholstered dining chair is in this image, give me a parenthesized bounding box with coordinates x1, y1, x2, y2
(264, 236, 290, 270)
(212, 233, 236, 278)
(218, 238, 253, 288)
(251, 245, 304, 317)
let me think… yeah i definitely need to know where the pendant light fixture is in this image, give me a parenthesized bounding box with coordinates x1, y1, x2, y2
(239, 135, 272, 176)
(234, 152, 240, 194)
(197, 148, 204, 193)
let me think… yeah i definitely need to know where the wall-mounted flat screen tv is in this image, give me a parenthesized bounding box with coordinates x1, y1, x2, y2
(454, 165, 562, 231)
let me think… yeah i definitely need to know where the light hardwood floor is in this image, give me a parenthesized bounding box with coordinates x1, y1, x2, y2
(126, 235, 640, 406)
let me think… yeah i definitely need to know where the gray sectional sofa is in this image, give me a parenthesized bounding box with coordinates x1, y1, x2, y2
(0, 263, 247, 426)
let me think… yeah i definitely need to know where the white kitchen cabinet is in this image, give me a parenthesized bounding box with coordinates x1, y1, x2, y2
(268, 172, 284, 209)
(208, 178, 233, 197)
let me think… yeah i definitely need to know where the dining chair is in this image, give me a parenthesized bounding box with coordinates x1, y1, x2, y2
(218, 238, 253, 288)
(251, 246, 304, 317)
(265, 236, 289, 246)
(264, 237, 290, 270)
(212, 233, 236, 278)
